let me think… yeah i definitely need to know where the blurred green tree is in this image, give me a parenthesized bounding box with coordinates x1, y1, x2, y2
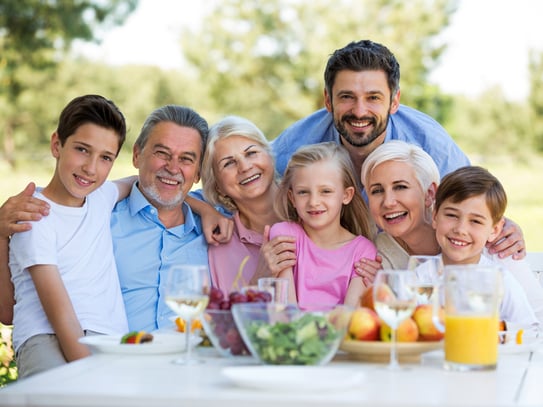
(446, 89, 531, 158)
(0, 58, 204, 166)
(0, 0, 139, 167)
(528, 50, 543, 151)
(182, 0, 458, 139)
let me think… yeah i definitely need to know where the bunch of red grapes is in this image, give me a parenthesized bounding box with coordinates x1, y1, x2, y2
(205, 287, 272, 356)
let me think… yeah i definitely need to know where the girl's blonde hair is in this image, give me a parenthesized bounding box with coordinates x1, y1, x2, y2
(274, 142, 373, 238)
(201, 115, 276, 212)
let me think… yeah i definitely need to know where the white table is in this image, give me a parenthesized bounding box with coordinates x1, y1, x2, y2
(1, 345, 542, 407)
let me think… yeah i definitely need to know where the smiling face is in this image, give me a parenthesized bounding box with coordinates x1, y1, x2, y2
(367, 160, 433, 238)
(287, 159, 354, 234)
(133, 121, 202, 210)
(213, 135, 275, 206)
(432, 195, 503, 265)
(324, 70, 400, 149)
(47, 123, 119, 207)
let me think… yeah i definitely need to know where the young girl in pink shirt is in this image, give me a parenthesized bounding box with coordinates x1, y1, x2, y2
(271, 142, 377, 308)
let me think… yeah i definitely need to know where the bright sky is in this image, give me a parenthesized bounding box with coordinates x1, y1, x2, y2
(78, 0, 543, 101)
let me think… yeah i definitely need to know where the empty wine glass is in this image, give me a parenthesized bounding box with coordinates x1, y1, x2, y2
(407, 255, 443, 305)
(164, 264, 210, 365)
(373, 270, 418, 370)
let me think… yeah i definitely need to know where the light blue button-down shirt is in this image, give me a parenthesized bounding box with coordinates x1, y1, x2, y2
(111, 184, 208, 332)
(272, 105, 470, 180)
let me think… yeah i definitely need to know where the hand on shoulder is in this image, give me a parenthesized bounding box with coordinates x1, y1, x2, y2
(0, 182, 50, 238)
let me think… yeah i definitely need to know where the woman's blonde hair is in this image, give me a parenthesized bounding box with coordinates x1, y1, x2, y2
(275, 142, 373, 238)
(201, 116, 275, 211)
(361, 141, 440, 225)
(360, 140, 440, 193)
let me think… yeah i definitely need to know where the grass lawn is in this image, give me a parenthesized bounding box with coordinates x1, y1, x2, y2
(1, 153, 542, 251)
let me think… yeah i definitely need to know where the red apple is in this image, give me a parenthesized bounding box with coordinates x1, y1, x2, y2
(412, 304, 445, 341)
(380, 318, 419, 342)
(360, 284, 395, 312)
(359, 285, 375, 311)
(348, 307, 381, 341)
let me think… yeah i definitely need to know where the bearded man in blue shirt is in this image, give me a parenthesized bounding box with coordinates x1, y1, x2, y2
(272, 40, 525, 259)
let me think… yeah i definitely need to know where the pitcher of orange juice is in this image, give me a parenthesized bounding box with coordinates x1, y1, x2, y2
(432, 265, 501, 371)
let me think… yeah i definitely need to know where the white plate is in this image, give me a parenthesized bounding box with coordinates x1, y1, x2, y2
(498, 330, 543, 355)
(499, 341, 542, 355)
(221, 366, 365, 392)
(79, 332, 201, 355)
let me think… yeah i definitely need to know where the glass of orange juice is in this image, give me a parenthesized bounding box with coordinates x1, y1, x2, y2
(441, 265, 501, 371)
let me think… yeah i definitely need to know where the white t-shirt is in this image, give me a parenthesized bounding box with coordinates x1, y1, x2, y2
(431, 254, 539, 329)
(478, 254, 539, 329)
(10, 182, 128, 351)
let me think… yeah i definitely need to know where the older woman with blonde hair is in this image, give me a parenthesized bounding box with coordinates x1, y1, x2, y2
(360, 140, 440, 269)
(201, 116, 295, 293)
(357, 140, 543, 322)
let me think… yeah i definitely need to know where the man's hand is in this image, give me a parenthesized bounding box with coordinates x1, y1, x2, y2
(185, 195, 234, 246)
(487, 217, 526, 260)
(0, 182, 50, 238)
(206, 216, 234, 246)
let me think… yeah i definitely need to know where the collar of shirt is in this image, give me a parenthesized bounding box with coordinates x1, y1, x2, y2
(233, 211, 263, 246)
(126, 183, 202, 236)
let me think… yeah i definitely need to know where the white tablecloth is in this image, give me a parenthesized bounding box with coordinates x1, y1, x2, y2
(1, 345, 542, 407)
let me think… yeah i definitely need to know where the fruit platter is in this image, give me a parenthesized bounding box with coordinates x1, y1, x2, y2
(339, 289, 444, 363)
(340, 338, 443, 363)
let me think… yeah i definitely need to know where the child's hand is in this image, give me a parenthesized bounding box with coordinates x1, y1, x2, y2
(355, 255, 383, 287)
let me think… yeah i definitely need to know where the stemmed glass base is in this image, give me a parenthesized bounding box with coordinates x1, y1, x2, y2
(383, 327, 410, 371)
(164, 265, 210, 366)
(171, 357, 203, 365)
(171, 317, 203, 365)
(373, 270, 418, 372)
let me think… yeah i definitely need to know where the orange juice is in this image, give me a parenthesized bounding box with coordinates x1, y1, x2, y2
(444, 314, 498, 367)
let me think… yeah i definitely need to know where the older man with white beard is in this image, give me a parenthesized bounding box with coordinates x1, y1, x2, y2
(110, 105, 210, 332)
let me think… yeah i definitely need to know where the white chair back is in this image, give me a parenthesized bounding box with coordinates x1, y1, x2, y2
(526, 252, 543, 286)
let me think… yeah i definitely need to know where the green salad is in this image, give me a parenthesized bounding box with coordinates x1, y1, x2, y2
(244, 313, 340, 365)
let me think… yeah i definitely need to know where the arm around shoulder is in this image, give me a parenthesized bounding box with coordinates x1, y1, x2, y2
(0, 182, 50, 238)
(185, 194, 233, 245)
(113, 176, 138, 202)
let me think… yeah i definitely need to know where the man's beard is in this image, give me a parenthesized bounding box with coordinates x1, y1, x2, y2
(334, 111, 390, 148)
(140, 174, 185, 210)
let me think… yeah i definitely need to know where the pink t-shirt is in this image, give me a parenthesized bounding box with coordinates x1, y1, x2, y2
(208, 212, 263, 294)
(270, 222, 377, 308)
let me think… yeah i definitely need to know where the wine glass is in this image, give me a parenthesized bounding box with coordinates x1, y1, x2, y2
(164, 264, 210, 365)
(407, 255, 443, 305)
(373, 270, 418, 370)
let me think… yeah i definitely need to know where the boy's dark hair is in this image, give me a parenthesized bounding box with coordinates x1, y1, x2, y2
(435, 166, 507, 224)
(324, 40, 400, 99)
(56, 94, 127, 155)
